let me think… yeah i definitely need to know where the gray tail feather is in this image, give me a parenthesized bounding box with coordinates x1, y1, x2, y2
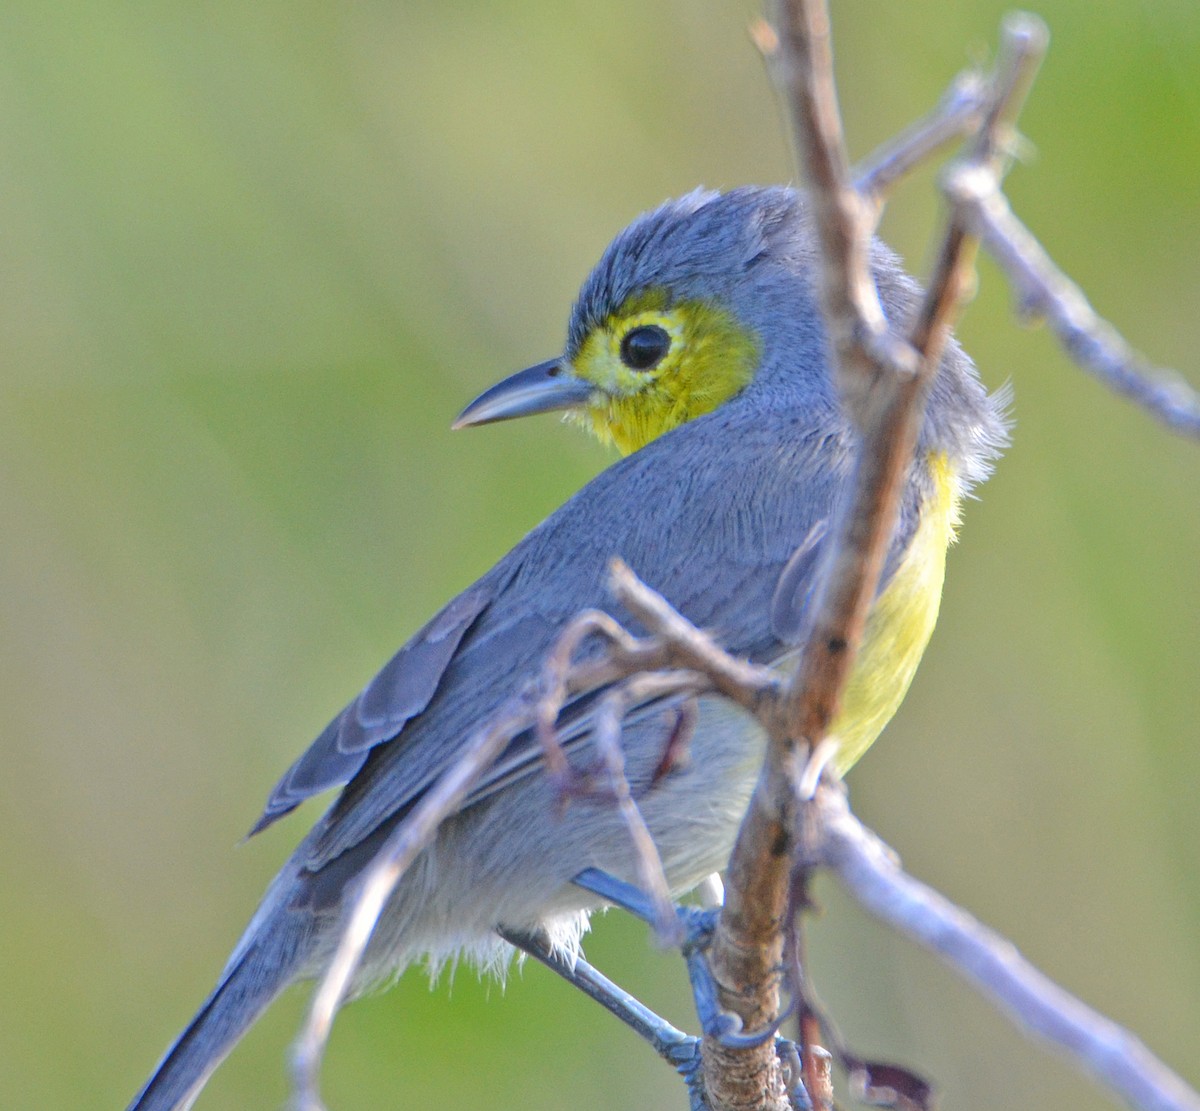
(127, 919, 311, 1111)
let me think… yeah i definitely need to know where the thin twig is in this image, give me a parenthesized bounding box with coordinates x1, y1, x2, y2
(289, 573, 761, 1108)
(699, 1, 933, 1104)
(789, 867, 834, 1111)
(854, 71, 990, 224)
(759, 15, 989, 232)
(907, 15, 1047, 370)
(536, 608, 644, 782)
(605, 559, 1200, 1111)
(700, 16, 1145, 1111)
(541, 607, 681, 713)
(788, 848, 935, 1111)
(289, 7, 1199, 1111)
(608, 559, 780, 713)
(531, 592, 752, 948)
(812, 782, 1200, 1111)
(591, 680, 691, 945)
(946, 165, 1200, 438)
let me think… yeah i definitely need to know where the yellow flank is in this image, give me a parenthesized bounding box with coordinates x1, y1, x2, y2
(830, 451, 962, 772)
(569, 289, 761, 455)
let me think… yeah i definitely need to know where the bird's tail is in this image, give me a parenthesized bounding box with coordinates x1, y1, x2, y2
(127, 909, 313, 1111)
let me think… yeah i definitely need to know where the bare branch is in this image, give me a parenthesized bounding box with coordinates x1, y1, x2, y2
(755, 20, 991, 228)
(571, 675, 699, 945)
(909, 14, 1048, 367)
(597, 556, 1200, 1111)
(801, 1035, 833, 1111)
(698, 1, 968, 1104)
(769, 0, 892, 423)
(811, 782, 1200, 1111)
(288, 570, 771, 1107)
(291, 11, 1198, 1111)
(946, 166, 1200, 438)
(580, 9, 1193, 1111)
(608, 559, 779, 713)
(854, 71, 990, 223)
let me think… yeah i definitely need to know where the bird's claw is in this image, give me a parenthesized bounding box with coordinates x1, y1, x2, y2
(704, 1003, 796, 1049)
(680, 906, 795, 1048)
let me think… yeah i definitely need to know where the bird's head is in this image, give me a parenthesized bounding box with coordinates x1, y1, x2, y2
(454, 187, 809, 455)
(455, 186, 1006, 483)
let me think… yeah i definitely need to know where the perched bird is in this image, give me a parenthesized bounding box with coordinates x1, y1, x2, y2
(129, 186, 1006, 1110)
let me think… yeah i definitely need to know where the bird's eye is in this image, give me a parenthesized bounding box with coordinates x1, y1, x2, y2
(619, 324, 671, 371)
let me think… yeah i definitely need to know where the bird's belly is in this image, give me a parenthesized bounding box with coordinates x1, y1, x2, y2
(357, 692, 766, 976)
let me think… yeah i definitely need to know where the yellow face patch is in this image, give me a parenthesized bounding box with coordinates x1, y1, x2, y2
(568, 288, 761, 455)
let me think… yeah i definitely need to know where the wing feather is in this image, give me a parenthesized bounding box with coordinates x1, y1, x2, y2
(248, 575, 509, 836)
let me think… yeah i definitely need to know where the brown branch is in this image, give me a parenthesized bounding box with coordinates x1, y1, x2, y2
(611, 558, 799, 1109)
(800, 1030, 833, 1111)
(603, 564, 1200, 1111)
(698, 8, 1055, 1110)
(619, 13, 1196, 1099)
(291, 9, 1198, 1111)
(608, 559, 780, 713)
(769, 0, 891, 422)
(700, 1, 922, 1105)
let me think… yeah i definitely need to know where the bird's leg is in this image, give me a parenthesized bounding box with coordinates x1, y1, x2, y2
(497, 925, 702, 1081)
(572, 866, 661, 921)
(571, 868, 796, 1051)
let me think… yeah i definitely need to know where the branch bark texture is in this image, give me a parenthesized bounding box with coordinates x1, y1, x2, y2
(700, 7, 1048, 1106)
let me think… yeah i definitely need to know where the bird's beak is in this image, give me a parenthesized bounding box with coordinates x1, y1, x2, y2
(452, 358, 594, 429)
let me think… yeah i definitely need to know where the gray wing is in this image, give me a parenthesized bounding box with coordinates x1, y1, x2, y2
(249, 570, 517, 836)
(298, 408, 922, 872)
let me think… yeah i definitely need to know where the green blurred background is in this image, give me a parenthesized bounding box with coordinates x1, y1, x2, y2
(1, 2, 1197, 1108)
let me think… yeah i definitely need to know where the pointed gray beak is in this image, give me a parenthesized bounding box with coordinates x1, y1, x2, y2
(452, 358, 594, 429)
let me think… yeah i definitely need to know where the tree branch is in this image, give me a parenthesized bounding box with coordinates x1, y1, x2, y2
(698, 7, 1048, 1107)
(853, 72, 989, 223)
(289, 692, 539, 1110)
(810, 782, 1200, 1111)
(609, 563, 1200, 1111)
(946, 166, 1200, 438)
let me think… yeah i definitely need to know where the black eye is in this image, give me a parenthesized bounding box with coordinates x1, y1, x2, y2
(619, 324, 671, 371)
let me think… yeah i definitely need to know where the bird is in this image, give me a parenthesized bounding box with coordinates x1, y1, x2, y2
(128, 185, 1007, 1110)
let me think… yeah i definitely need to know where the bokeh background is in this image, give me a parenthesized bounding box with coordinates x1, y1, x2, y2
(1, 2, 1197, 1109)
